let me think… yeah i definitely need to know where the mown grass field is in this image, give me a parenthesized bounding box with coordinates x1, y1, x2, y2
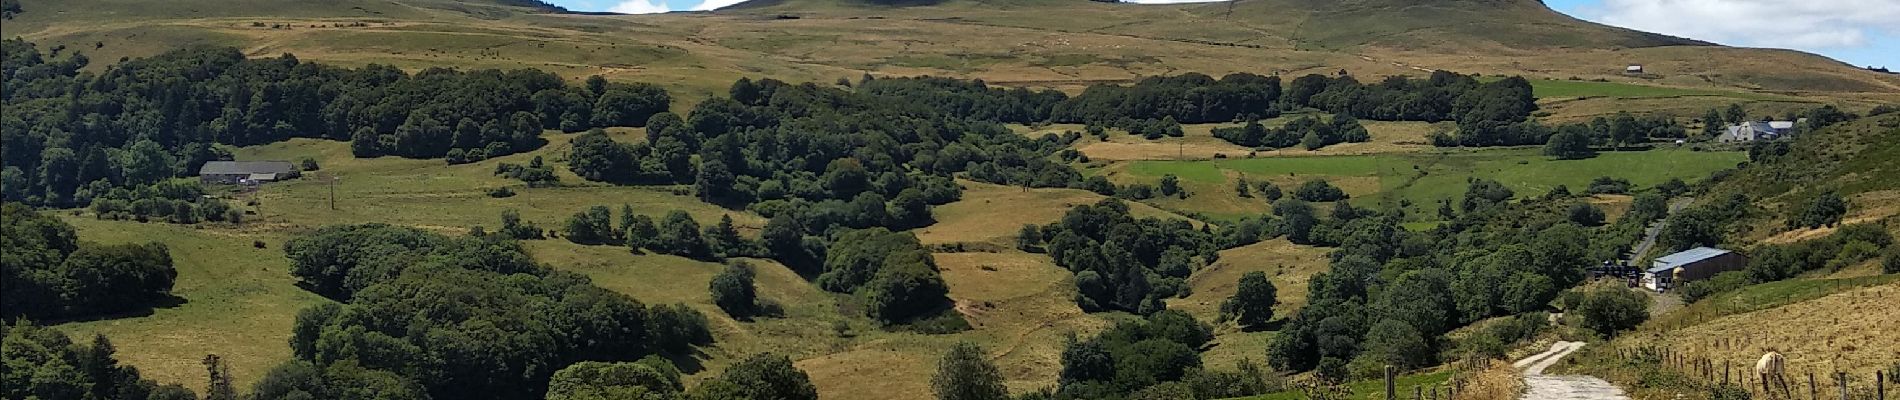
(52, 218, 332, 393)
(1109, 147, 1746, 218)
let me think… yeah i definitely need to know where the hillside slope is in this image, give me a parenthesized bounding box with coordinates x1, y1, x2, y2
(4, 0, 1896, 104)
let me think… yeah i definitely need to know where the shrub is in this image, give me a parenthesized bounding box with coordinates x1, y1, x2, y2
(1576, 288, 1649, 337)
(1294, 179, 1348, 202)
(486, 186, 515, 198)
(710, 261, 758, 316)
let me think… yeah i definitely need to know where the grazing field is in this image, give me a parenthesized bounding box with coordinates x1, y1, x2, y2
(916, 181, 1194, 246)
(1111, 147, 1746, 217)
(52, 218, 332, 394)
(1619, 276, 1900, 384)
(232, 137, 762, 233)
(1521, 78, 1792, 100)
(1168, 239, 1333, 368)
(1053, 120, 1441, 162)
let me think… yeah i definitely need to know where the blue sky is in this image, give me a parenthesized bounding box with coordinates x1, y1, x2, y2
(547, 0, 1898, 68)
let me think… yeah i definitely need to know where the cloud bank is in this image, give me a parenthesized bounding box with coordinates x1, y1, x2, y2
(1583, 0, 1900, 49)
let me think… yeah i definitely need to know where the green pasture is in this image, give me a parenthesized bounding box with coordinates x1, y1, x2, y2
(1121, 147, 1746, 217)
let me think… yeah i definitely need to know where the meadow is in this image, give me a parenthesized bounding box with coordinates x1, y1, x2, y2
(1109, 147, 1747, 219)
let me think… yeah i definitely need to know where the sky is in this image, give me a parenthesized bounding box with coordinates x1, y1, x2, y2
(546, 0, 1899, 68)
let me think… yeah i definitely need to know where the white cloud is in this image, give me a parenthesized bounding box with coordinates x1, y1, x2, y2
(1583, 0, 1900, 49)
(610, 0, 672, 14)
(689, 0, 752, 11)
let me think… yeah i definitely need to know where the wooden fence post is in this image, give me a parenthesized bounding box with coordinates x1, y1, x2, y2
(1724, 360, 1731, 385)
(1415, 385, 1422, 400)
(1877, 370, 1885, 400)
(1385, 365, 1396, 400)
(1838, 372, 1848, 400)
(1811, 371, 1819, 400)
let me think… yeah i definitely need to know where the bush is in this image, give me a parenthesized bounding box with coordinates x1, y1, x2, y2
(1885, 247, 1900, 274)
(300, 158, 320, 171)
(1576, 288, 1649, 337)
(486, 186, 515, 198)
(710, 261, 758, 317)
(1294, 179, 1348, 202)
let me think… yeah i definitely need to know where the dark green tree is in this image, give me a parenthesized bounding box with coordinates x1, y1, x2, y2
(932, 342, 1008, 400)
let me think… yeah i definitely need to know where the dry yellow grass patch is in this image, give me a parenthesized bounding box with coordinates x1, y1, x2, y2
(1646, 281, 1900, 379)
(1168, 239, 1332, 368)
(793, 251, 1111, 399)
(1760, 191, 1900, 245)
(1587, 194, 1634, 223)
(915, 181, 1192, 246)
(1456, 361, 1525, 400)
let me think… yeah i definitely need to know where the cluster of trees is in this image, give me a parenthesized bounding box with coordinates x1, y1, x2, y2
(2, 203, 177, 320)
(1655, 193, 1753, 252)
(2, 321, 198, 400)
(1210, 114, 1369, 150)
(494, 156, 559, 187)
(1051, 73, 1281, 124)
(2, 38, 655, 208)
(817, 228, 954, 325)
(1786, 191, 1847, 229)
(82, 179, 241, 224)
(560, 205, 753, 260)
(1217, 271, 1279, 330)
(1265, 178, 1613, 375)
(1049, 310, 1252, 399)
(278, 224, 712, 399)
(1027, 199, 1257, 313)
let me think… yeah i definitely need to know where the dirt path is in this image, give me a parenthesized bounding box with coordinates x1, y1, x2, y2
(1517, 341, 1631, 400)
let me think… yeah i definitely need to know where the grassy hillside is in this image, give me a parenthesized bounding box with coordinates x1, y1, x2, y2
(5, 0, 1895, 113)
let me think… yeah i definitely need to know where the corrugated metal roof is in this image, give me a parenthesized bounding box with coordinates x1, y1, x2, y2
(199, 161, 296, 176)
(1648, 247, 1732, 273)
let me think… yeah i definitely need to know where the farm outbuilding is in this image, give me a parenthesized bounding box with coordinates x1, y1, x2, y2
(1643, 247, 1747, 291)
(199, 161, 299, 185)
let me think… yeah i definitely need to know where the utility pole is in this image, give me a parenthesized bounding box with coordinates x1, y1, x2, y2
(329, 175, 339, 210)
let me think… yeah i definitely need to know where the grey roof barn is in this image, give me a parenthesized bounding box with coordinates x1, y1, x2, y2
(199, 161, 298, 184)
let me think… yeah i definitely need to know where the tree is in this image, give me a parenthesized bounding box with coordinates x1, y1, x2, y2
(1017, 224, 1043, 251)
(1568, 203, 1606, 226)
(1359, 319, 1430, 370)
(710, 261, 758, 316)
(1219, 271, 1278, 329)
(1724, 103, 1747, 124)
(546, 360, 681, 400)
(1256, 182, 1282, 201)
(1701, 108, 1726, 138)
(1576, 288, 1649, 336)
(1609, 112, 1644, 148)
(657, 211, 708, 258)
(1158, 175, 1182, 197)
(705, 214, 748, 258)
(932, 342, 1008, 400)
(1788, 191, 1848, 229)
(564, 205, 617, 245)
(1543, 125, 1596, 159)
(694, 353, 817, 400)
(1293, 179, 1347, 202)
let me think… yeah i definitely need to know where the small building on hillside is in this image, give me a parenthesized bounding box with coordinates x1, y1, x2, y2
(198, 161, 299, 185)
(1721, 120, 1798, 142)
(1643, 247, 1748, 291)
(1625, 65, 1645, 74)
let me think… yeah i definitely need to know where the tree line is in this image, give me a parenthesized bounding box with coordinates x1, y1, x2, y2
(278, 224, 714, 399)
(2, 38, 663, 208)
(1, 202, 178, 321)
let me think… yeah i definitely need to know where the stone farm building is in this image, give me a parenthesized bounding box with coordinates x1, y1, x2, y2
(198, 161, 298, 185)
(1720, 120, 1797, 142)
(1643, 247, 1748, 291)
